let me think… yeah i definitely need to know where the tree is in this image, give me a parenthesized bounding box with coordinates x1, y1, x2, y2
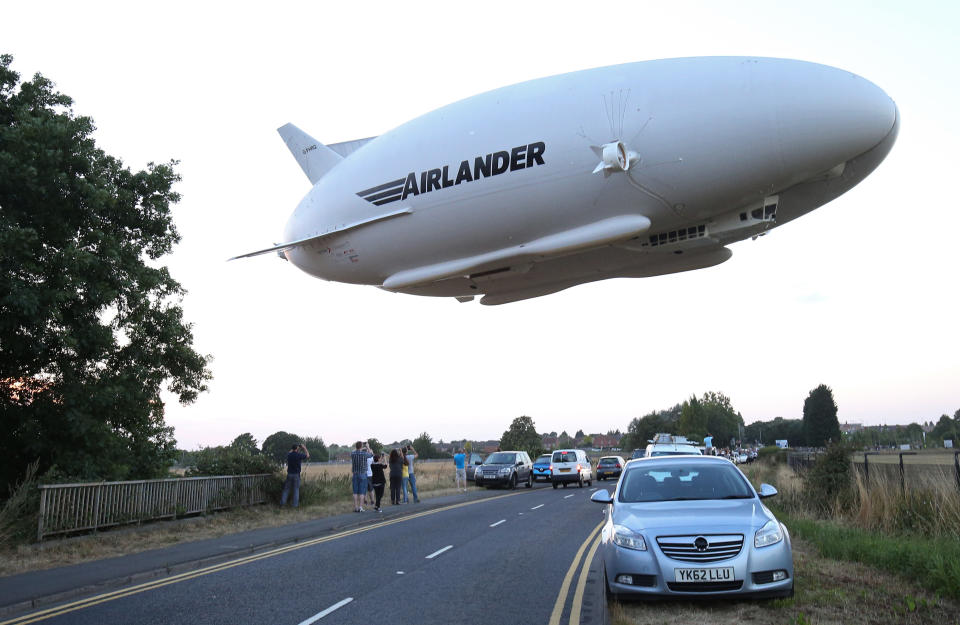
(413, 432, 447, 459)
(500, 416, 544, 458)
(0, 55, 210, 491)
(622, 404, 681, 451)
(301, 436, 329, 461)
(230, 433, 259, 455)
(261, 431, 300, 464)
(678, 395, 707, 438)
(803, 384, 840, 447)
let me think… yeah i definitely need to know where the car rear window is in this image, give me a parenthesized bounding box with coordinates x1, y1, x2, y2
(618, 463, 753, 503)
(599, 458, 618, 465)
(552, 451, 577, 463)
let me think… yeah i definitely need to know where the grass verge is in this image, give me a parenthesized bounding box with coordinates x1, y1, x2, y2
(772, 508, 960, 600)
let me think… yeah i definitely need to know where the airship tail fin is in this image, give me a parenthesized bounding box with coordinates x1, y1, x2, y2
(277, 123, 343, 184)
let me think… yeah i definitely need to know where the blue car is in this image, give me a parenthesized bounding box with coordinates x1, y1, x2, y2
(532, 454, 552, 482)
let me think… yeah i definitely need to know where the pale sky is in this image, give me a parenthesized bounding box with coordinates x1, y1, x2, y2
(3, 0, 957, 449)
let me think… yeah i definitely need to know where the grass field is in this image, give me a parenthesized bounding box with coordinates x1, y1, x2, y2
(851, 450, 958, 465)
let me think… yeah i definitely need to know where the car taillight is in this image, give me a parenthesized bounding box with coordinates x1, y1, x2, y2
(549, 465, 553, 471)
(615, 463, 621, 468)
(576, 464, 582, 471)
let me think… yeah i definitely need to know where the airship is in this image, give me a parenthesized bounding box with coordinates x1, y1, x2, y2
(233, 57, 898, 305)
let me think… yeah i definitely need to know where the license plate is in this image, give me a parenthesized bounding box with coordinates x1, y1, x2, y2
(560, 468, 571, 472)
(674, 567, 735, 582)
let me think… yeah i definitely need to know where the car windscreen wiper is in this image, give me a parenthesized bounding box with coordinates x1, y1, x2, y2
(717, 494, 754, 499)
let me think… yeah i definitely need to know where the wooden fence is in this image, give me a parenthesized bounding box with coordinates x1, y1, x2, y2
(37, 474, 274, 541)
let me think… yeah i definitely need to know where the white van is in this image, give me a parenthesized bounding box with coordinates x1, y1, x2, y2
(551, 449, 592, 489)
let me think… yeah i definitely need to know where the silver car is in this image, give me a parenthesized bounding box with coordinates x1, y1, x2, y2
(591, 456, 793, 599)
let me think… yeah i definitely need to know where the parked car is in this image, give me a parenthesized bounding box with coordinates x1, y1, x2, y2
(596, 455, 626, 481)
(465, 453, 484, 481)
(645, 433, 703, 458)
(591, 455, 794, 600)
(551, 449, 592, 489)
(474, 451, 533, 489)
(532, 454, 552, 482)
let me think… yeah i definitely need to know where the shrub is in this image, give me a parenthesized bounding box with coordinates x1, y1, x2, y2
(803, 442, 853, 514)
(186, 446, 279, 477)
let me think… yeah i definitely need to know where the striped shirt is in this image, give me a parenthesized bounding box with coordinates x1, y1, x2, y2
(351, 449, 372, 474)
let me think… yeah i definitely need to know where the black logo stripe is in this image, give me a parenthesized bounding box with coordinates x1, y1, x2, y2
(364, 187, 407, 203)
(371, 194, 402, 206)
(357, 178, 405, 198)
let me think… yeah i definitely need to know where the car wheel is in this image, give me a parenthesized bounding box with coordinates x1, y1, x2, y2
(526, 473, 532, 488)
(510, 474, 517, 490)
(598, 476, 603, 481)
(563, 482, 568, 488)
(553, 481, 558, 489)
(578, 476, 583, 488)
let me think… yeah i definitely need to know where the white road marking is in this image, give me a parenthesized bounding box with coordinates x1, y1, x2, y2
(564, 494, 574, 499)
(490, 519, 506, 527)
(590, 488, 597, 491)
(298, 598, 353, 624)
(396, 571, 404, 575)
(531, 504, 544, 510)
(426, 545, 454, 559)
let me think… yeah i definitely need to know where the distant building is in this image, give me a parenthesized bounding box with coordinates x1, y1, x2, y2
(541, 435, 558, 450)
(840, 422, 863, 434)
(592, 434, 621, 449)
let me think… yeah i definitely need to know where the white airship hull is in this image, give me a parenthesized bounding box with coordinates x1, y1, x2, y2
(249, 57, 898, 305)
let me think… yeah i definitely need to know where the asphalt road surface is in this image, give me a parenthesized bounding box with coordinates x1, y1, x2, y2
(3, 483, 608, 625)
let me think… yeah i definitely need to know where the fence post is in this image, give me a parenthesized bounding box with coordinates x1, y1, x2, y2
(93, 483, 103, 534)
(954, 451, 959, 493)
(863, 453, 869, 484)
(899, 453, 904, 492)
(37, 486, 46, 542)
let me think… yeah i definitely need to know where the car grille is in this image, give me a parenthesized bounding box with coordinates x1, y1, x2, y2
(656, 534, 743, 563)
(667, 581, 743, 592)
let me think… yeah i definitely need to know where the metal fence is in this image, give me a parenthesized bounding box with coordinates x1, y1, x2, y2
(37, 474, 274, 541)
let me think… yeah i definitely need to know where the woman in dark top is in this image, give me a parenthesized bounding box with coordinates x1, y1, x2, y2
(371, 453, 387, 512)
(388, 448, 403, 505)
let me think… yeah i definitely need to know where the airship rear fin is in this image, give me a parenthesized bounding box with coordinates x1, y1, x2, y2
(277, 123, 343, 184)
(228, 207, 412, 261)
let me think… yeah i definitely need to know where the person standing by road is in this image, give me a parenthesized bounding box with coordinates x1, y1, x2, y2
(704, 433, 714, 455)
(453, 448, 467, 492)
(370, 453, 387, 512)
(364, 450, 375, 506)
(281, 443, 309, 508)
(405, 445, 421, 503)
(389, 448, 403, 505)
(350, 441, 372, 512)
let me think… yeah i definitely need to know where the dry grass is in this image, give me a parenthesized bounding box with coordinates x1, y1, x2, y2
(0, 462, 475, 579)
(610, 536, 960, 625)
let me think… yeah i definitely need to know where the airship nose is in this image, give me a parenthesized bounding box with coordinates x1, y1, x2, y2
(774, 63, 898, 172)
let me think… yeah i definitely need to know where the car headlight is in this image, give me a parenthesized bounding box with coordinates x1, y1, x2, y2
(754, 520, 784, 548)
(499, 467, 511, 474)
(612, 524, 647, 551)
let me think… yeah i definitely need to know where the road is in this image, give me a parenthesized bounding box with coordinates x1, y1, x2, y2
(2, 483, 609, 625)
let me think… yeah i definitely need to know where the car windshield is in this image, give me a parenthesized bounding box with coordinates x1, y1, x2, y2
(618, 463, 754, 502)
(535, 455, 551, 464)
(485, 452, 517, 464)
(552, 451, 577, 462)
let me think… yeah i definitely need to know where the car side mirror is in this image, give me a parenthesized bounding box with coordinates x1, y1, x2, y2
(474, 460, 482, 465)
(758, 483, 778, 499)
(590, 490, 614, 505)
(516, 460, 523, 466)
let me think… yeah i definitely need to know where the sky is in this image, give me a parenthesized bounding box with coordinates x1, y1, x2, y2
(3, 0, 957, 449)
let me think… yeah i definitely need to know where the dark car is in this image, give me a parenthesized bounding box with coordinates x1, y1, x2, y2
(596, 455, 626, 481)
(532, 454, 552, 482)
(465, 453, 484, 481)
(474, 451, 533, 489)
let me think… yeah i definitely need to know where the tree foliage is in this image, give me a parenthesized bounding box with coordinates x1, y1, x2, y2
(500, 415, 543, 458)
(803, 384, 841, 447)
(261, 431, 301, 464)
(412, 432, 448, 459)
(621, 404, 681, 451)
(0, 55, 210, 491)
(186, 444, 277, 477)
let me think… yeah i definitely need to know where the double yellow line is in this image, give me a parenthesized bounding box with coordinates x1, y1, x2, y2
(548, 520, 604, 625)
(2, 492, 524, 625)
